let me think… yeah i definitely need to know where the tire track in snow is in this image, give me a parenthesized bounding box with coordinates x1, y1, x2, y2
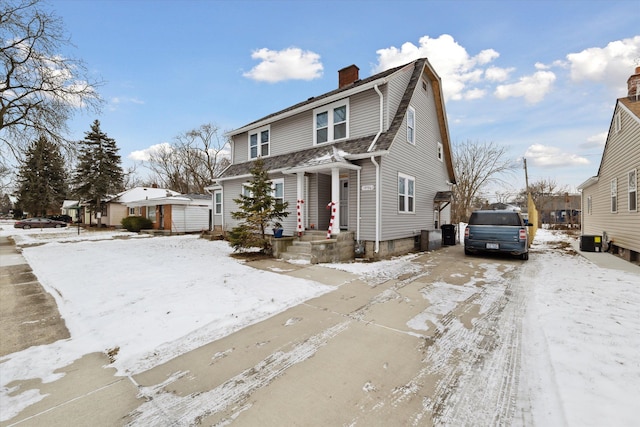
(126, 320, 351, 426)
(413, 262, 523, 426)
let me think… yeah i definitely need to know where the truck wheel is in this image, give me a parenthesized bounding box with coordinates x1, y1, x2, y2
(520, 252, 529, 260)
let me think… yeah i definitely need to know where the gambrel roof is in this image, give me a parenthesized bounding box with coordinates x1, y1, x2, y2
(218, 58, 456, 184)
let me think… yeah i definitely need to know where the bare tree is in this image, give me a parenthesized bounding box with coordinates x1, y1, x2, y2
(522, 178, 569, 224)
(145, 123, 230, 193)
(0, 0, 102, 161)
(452, 140, 517, 223)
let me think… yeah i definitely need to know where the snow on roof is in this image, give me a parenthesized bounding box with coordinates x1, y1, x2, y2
(111, 187, 180, 203)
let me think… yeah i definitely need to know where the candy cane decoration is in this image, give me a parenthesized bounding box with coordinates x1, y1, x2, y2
(327, 201, 336, 239)
(296, 199, 304, 237)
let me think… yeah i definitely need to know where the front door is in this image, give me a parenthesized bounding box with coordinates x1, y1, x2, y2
(339, 179, 348, 229)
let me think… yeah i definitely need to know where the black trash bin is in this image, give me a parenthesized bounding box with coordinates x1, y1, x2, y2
(441, 224, 456, 246)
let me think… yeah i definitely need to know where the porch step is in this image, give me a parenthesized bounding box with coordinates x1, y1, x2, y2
(287, 241, 312, 254)
(280, 252, 312, 263)
(299, 230, 329, 241)
(280, 240, 312, 263)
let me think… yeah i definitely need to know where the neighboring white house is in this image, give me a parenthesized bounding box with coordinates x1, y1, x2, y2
(578, 67, 640, 263)
(125, 194, 213, 233)
(212, 58, 456, 261)
(101, 186, 179, 228)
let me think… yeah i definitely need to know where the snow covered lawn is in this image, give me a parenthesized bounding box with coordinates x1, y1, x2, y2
(0, 226, 334, 420)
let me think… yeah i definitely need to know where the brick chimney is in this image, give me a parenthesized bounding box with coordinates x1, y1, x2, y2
(628, 66, 640, 100)
(338, 64, 359, 88)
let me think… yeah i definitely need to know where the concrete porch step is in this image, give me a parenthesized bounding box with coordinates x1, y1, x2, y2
(299, 231, 330, 241)
(286, 241, 312, 254)
(280, 252, 312, 263)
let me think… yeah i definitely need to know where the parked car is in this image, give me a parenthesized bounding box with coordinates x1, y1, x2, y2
(14, 217, 68, 229)
(464, 210, 532, 260)
(47, 214, 73, 223)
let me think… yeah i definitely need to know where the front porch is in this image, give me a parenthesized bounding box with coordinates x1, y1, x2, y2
(272, 230, 355, 264)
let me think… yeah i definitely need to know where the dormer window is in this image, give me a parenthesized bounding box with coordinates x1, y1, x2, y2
(249, 126, 270, 159)
(314, 99, 349, 144)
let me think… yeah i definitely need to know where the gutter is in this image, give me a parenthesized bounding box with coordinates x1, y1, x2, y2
(368, 83, 385, 254)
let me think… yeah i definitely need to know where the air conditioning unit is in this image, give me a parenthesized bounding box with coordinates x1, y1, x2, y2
(580, 235, 602, 252)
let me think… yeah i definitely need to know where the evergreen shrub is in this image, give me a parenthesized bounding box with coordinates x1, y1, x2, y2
(121, 216, 153, 232)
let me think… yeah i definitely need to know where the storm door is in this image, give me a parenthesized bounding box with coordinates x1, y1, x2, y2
(339, 179, 348, 229)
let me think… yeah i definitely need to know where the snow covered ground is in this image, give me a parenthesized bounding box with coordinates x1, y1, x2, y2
(1, 223, 638, 425)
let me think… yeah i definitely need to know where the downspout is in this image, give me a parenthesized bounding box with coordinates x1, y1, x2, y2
(368, 83, 384, 254)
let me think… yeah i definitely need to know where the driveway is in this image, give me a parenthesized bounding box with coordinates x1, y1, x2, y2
(130, 245, 527, 426)
(3, 241, 529, 426)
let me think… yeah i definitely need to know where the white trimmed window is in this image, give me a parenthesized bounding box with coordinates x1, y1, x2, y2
(398, 173, 415, 213)
(587, 196, 592, 215)
(314, 99, 349, 144)
(242, 183, 252, 198)
(129, 207, 136, 215)
(437, 142, 444, 162)
(248, 126, 270, 159)
(407, 106, 415, 144)
(214, 191, 222, 215)
(629, 169, 637, 212)
(614, 111, 621, 133)
(611, 178, 617, 213)
(272, 179, 284, 208)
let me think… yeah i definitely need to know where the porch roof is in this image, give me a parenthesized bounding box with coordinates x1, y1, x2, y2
(216, 134, 378, 180)
(434, 191, 453, 202)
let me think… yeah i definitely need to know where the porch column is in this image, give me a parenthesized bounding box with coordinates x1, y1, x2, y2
(331, 167, 340, 235)
(296, 172, 305, 236)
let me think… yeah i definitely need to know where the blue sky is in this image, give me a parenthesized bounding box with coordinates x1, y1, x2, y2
(50, 0, 639, 196)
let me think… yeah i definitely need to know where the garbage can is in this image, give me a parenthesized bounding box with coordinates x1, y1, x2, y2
(441, 224, 456, 246)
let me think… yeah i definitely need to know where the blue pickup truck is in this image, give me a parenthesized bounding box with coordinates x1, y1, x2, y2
(464, 210, 532, 260)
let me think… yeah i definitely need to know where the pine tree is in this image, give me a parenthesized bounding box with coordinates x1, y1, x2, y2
(16, 136, 68, 216)
(229, 158, 289, 254)
(72, 120, 123, 226)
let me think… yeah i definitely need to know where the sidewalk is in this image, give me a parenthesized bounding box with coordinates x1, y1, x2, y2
(570, 238, 640, 275)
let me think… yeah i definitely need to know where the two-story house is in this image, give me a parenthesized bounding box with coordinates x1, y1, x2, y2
(578, 67, 640, 263)
(212, 58, 456, 261)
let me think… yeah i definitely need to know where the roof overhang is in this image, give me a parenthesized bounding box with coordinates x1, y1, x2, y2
(282, 159, 361, 175)
(577, 176, 599, 190)
(126, 197, 212, 207)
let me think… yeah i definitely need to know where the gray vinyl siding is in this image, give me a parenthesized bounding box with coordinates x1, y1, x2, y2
(379, 74, 450, 241)
(270, 113, 310, 156)
(222, 173, 298, 236)
(232, 88, 389, 165)
(352, 159, 379, 241)
(231, 132, 249, 164)
(348, 89, 387, 138)
(582, 102, 640, 253)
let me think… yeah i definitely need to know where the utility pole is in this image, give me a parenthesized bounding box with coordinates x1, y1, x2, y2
(523, 158, 530, 193)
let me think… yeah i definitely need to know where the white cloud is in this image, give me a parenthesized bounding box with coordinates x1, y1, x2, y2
(524, 144, 590, 167)
(464, 88, 486, 100)
(494, 71, 556, 104)
(374, 34, 500, 101)
(566, 36, 640, 92)
(243, 47, 323, 83)
(485, 66, 514, 82)
(128, 142, 172, 162)
(580, 132, 608, 149)
(109, 96, 144, 111)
